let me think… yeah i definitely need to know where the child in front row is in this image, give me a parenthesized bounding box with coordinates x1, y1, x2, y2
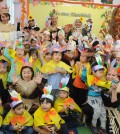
(3, 94, 34, 134)
(0, 98, 3, 134)
(86, 62, 112, 134)
(54, 84, 82, 129)
(33, 84, 68, 134)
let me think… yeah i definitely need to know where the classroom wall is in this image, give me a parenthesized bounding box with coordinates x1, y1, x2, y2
(29, 3, 114, 36)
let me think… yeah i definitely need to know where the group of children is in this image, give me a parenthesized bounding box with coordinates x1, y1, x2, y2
(0, 8, 120, 134)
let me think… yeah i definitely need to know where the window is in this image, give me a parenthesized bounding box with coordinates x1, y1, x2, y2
(7, 0, 14, 24)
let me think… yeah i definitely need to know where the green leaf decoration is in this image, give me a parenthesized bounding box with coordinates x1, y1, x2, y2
(101, 25, 105, 28)
(101, 14, 105, 18)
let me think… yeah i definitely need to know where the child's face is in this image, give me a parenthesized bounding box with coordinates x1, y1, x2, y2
(43, 34, 50, 41)
(116, 57, 120, 65)
(59, 90, 68, 99)
(22, 68, 32, 82)
(32, 53, 38, 60)
(41, 100, 52, 112)
(45, 53, 52, 62)
(16, 48, 24, 57)
(24, 44, 30, 54)
(1, 47, 5, 55)
(52, 32, 57, 39)
(13, 103, 25, 116)
(93, 70, 104, 79)
(0, 63, 7, 74)
(52, 52, 62, 63)
(31, 40, 36, 46)
(80, 55, 87, 63)
(58, 34, 64, 40)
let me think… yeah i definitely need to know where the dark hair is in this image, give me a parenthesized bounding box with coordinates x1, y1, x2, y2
(29, 48, 38, 57)
(0, 13, 10, 22)
(12, 102, 23, 110)
(30, 38, 37, 43)
(20, 66, 34, 80)
(40, 98, 53, 107)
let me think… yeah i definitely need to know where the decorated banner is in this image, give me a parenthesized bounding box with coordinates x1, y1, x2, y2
(29, 1, 118, 36)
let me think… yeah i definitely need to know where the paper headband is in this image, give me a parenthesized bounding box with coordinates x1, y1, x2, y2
(92, 65, 104, 72)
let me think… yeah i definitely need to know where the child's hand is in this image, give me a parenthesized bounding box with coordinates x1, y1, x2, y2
(18, 126, 24, 132)
(0, 99, 2, 106)
(12, 125, 19, 131)
(43, 125, 52, 132)
(70, 59, 75, 67)
(34, 72, 43, 84)
(5, 41, 12, 48)
(11, 73, 19, 85)
(69, 104, 75, 110)
(63, 105, 68, 111)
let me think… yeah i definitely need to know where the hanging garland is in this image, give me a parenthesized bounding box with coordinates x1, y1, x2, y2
(29, 0, 118, 8)
(19, 0, 27, 28)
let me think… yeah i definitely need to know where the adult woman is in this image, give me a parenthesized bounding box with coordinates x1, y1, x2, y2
(0, 5, 16, 45)
(49, 9, 59, 31)
(72, 18, 87, 37)
(11, 65, 43, 114)
(102, 68, 120, 134)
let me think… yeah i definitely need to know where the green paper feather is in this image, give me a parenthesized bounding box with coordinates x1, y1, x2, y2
(62, 84, 66, 88)
(95, 54, 102, 65)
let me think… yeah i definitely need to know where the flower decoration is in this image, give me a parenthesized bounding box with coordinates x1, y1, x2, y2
(28, 15, 34, 21)
(79, 17, 84, 22)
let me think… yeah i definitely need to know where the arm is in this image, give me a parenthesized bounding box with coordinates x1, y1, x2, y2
(4, 47, 12, 61)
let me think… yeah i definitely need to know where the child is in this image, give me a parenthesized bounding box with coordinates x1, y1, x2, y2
(4, 41, 25, 83)
(23, 42, 30, 56)
(40, 44, 74, 100)
(58, 29, 67, 46)
(30, 38, 40, 50)
(0, 98, 3, 134)
(0, 59, 10, 105)
(28, 48, 41, 75)
(40, 47, 52, 65)
(33, 84, 66, 134)
(86, 62, 112, 134)
(3, 91, 34, 134)
(70, 49, 93, 107)
(54, 83, 82, 129)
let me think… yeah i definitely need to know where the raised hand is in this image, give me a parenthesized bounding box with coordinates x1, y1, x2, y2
(34, 72, 43, 84)
(11, 73, 19, 85)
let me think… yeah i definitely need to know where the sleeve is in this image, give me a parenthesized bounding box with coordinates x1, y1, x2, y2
(24, 111, 33, 126)
(96, 81, 112, 89)
(4, 48, 12, 61)
(33, 108, 45, 127)
(3, 111, 12, 125)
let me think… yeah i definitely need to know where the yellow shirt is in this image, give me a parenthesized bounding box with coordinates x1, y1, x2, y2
(33, 58, 41, 75)
(54, 97, 82, 114)
(40, 60, 74, 74)
(34, 107, 64, 129)
(87, 74, 112, 89)
(0, 72, 8, 89)
(72, 62, 91, 79)
(3, 110, 33, 127)
(0, 106, 3, 127)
